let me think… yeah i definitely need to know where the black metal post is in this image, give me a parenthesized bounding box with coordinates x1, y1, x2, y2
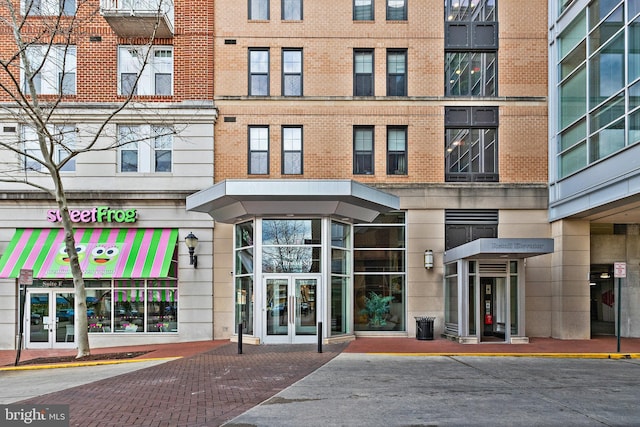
(317, 321, 322, 353)
(617, 278, 622, 353)
(14, 284, 26, 366)
(238, 323, 243, 355)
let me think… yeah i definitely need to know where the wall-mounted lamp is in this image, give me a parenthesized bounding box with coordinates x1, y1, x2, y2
(424, 249, 434, 269)
(185, 232, 199, 269)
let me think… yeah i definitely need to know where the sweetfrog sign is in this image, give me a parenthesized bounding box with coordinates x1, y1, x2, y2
(46, 206, 137, 223)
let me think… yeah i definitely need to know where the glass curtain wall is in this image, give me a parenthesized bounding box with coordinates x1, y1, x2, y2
(556, 0, 640, 178)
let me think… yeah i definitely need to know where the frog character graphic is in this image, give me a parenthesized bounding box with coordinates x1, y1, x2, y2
(89, 245, 120, 267)
(55, 244, 87, 265)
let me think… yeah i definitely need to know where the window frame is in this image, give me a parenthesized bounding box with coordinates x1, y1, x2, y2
(249, 0, 269, 20)
(22, 0, 76, 16)
(117, 46, 174, 96)
(249, 125, 270, 175)
(117, 125, 174, 173)
(281, 126, 303, 175)
(386, 0, 407, 21)
(249, 48, 270, 96)
(354, 49, 375, 96)
(282, 0, 302, 20)
(386, 49, 407, 96)
(353, 0, 374, 21)
(353, 125, 375, 175)
(444, 106, 499, 182)
(21, 124, 77, 172)
(23, 45, 76, 96)
(386, 125, 407, 175)
(282, 49, 303, 96)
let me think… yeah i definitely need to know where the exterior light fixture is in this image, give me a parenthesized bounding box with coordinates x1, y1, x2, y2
(424, 249, 434, 269)
(185, 232, 199, 269)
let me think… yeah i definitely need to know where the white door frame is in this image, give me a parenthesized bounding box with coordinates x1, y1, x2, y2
(262, 274, 321, 344)
(25, 288, 76, 349)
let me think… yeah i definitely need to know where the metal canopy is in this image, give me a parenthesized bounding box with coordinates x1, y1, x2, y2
(443, 238, 554, 263)
(186, 179, 400, 223)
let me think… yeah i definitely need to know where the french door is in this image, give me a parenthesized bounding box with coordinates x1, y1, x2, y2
(26, 289, 76, 348)
(263, 275, 319, 344)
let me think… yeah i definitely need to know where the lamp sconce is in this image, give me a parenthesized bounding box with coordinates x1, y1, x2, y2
(424, 249, 434, 269)
(184, 232, 199, 269)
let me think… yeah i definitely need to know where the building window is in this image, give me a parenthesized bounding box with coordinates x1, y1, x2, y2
(445, 106, 498, 182)
(118, 46, 173, 96)
(445, 209, 498, 250)
(282, 49, 302, 96)
(282, 126, 302, 174)
(445, 52, 496, 97)
(21, 124, 76, 172)
(354, 212, 406, 332)
(354, 49, 374, 96)
(387, 50, 407, 96)
(386, 0, 406, 20)
(118, 125, 173, 173)
(249, 49, 270, 96)
(387, 126, 406, 175)
(282, 0, 302, 20)
(354, 0, 373, 20)
(249, 0, 269, 20)
(23, 45, 76, 95)
(249, 126, 269, 174)
(353, 126, 374, 174)
(22, 0, 75, 16)
(444, 0, 498, 97)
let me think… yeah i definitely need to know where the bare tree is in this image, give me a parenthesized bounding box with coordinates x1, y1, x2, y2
(0, 0, 171, 357)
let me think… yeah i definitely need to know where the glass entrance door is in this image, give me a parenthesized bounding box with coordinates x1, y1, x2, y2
(480, 278, 507, 342)
(26, 289, 76, 348)
(264, 276, 319, 343)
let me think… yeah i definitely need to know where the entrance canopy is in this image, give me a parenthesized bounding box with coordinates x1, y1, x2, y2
(0, 228, 178, 279)
(443, 238, 554, 263)
(186, 179, 400, 223)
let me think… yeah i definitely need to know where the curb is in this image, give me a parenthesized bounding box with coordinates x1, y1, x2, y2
(0, 356, 181, 371)
(366, 352, 640, 359)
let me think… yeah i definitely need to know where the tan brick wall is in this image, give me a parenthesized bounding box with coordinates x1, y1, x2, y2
(214, 0, 548, 184)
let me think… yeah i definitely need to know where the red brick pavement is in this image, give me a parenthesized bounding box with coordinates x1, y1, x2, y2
(15, 342, 348, 427)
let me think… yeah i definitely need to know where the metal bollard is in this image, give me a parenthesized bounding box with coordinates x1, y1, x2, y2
(238, 323, 243, 355)
(317, 321, 322, 353)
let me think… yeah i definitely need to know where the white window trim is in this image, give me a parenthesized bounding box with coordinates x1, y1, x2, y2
(21, 124, 77, 172)
(22, 45, 76, 95)
(118, 46, 174, 96)
(117, 124, 174, 173)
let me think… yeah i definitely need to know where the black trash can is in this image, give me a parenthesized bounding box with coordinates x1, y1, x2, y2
(415, 316, 435, 340)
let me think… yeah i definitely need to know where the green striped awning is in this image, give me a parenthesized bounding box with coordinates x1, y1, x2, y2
(0, 228, 178, 279)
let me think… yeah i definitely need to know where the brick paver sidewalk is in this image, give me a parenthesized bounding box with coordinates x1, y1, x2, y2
(18, 342, 347, 427)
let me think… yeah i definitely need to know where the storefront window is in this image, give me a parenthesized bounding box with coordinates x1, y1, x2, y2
(510, 261, 518, 335)
(444, 262, 458, 334)
(354, 212, 406, 332)
(262, 219, 321, 273)
(235, 220, 254, 335)
(468, 260, 476, 335)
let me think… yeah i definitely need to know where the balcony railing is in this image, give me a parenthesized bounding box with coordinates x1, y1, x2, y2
(100, 0, 174, 38)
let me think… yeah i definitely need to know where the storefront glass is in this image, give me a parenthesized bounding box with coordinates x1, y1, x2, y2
(331, 221, 350, 335)
(353, 212, 406, 332)
(444, 262, 458, 334)
(235, 221, 255, 335)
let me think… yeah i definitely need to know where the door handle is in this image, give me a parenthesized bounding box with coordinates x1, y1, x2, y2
(289, 295, 294, 325)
